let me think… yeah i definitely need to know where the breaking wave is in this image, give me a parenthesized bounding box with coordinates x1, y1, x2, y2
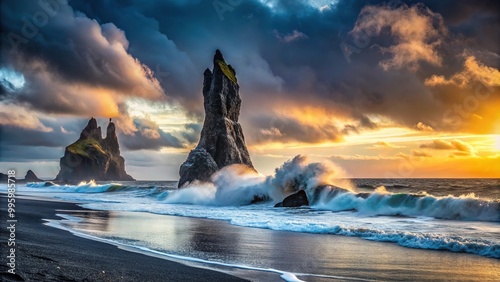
(26, 180, 128, 193)
(312, 186, 500, 222)
(21, 156, 500, 223)
(164, 156, 498, 222)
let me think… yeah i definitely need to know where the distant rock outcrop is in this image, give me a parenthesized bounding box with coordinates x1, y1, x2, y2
(274, 190, 310, 207)
(55, 118, 134, 182)
(0, 170, 41, 182)
(0, 173, 12, 182)
(178, 50, 254, 187)
(24, 170, 42, 182)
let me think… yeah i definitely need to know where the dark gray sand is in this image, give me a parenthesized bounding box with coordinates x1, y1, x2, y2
(0, 195, 247, 282)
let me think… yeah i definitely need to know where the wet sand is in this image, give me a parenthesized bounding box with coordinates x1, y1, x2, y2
(60, 209, 500, 281)
(0, 195, 247, 282)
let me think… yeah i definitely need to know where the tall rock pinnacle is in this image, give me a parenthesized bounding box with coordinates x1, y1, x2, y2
(56, 118, 134, 182)
(178, 49, 254, 187)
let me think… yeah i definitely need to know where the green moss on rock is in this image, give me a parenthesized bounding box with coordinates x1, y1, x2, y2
(216, 60, 238, 85)
(67, 138, 106, 158)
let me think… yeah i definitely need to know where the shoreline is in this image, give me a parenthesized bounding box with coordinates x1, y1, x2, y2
(0, 194, 248, 282)
(1, 193, 499, 281)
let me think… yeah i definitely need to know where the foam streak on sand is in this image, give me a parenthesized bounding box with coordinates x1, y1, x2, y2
(45, 214, 372, 282)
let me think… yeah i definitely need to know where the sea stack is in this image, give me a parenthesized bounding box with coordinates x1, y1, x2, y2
(55, 118, 135, 182)
(178, 50, 254, 187)
(24, 170, 42, 182)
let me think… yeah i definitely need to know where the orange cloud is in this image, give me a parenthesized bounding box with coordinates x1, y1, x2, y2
(351, 3, 447, 71)
(0, 103, 53, 132)
(415, 122, 434, 132)
(373, 141, 405, 149)
(419, 139, 475, 157)
(412, 150, 432, 158)
(425, 56, 500, 88)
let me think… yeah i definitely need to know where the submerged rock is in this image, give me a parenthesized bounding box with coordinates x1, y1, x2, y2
(55, 118, 134, 182)
(275, 190, 310, 207)
(179, 50, 254, 187)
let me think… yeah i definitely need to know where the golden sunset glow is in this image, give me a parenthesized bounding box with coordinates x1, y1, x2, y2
(1, 0, 499, 180)
(494, 135, 500, 151)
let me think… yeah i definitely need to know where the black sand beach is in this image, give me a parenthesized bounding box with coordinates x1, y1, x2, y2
(0, 195, 247, 282)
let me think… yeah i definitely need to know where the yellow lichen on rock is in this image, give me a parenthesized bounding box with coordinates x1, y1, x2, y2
(216, 60, 238, 84)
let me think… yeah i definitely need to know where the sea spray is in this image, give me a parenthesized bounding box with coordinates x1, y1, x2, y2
(164, 155, 354, 206)
(269, 155, 354, 199)
(164, 165, 267, 206)
(212, 165, 268, 205)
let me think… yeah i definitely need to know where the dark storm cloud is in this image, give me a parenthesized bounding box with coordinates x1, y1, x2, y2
(0, 144, 63, 162)
(1, 0, 164, 117)
(0, 118, 87, 162)
(0, 125, 71, 148)
(245, 114, 343, 144)
(1, 0, 499, 147)
(0, 117, 88, 148)
(0, 116, 185, 161)
(180, 123, 202, 144)
(119, 118, 185, 150)
(1, 0, 163, 94)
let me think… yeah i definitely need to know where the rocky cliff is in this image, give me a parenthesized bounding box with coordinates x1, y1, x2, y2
(178, 50, 254, 187)
(55, 118, 134, 182)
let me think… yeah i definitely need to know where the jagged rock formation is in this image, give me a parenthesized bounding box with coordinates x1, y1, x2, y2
(24, 170, 42, 182)
(178, 50, 253, 187)
(0, 170, 41, 182)
(55, 118, 134, 182)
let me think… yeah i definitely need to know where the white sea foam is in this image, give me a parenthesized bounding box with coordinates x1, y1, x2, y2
(79, 200, 500, 259)
(162, 156, 499, 223)
(312, 187, 500, 222)
(26, 180, 124, 193)
(164, 155, 353, 206)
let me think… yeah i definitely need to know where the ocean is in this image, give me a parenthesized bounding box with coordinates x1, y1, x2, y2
(2, 172, 499, 281)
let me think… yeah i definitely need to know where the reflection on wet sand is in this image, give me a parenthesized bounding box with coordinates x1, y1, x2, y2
(189, 219, 241, 258)
(59, 210, 500, 282)
(59, 209, 113, 232)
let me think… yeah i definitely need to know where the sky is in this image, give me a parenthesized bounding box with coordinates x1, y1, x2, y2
(0, 0, 499, 180)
